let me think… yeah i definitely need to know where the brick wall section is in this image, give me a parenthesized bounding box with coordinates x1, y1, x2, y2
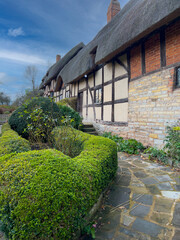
(166, 20, 180, 66)
(94, 67, 180, 148)
(130, 44, 142, 79)
(145, 33, 161, 73)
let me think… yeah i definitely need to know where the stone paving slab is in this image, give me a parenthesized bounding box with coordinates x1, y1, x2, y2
(132, 218, 164, 238)
(130, 204, 150, 218)
(94, 152, 180, 240)
(132, 193, 153, 205)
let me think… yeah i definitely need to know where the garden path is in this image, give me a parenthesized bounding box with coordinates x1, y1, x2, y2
(94, 152, 180, 240)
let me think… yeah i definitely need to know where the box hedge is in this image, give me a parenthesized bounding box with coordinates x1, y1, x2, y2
(0, 124, 31, 156)
(0, 129, 117, 239)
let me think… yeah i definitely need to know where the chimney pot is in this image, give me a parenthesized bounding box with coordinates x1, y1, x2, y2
(107, 0, 121, 23)
(56, 54, 61, 62)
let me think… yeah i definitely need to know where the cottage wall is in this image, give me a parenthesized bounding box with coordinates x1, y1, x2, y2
(47, 18, 180, 149)
(94, 19, 180, 148)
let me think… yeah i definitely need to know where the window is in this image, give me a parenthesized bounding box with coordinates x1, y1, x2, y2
(59, 94, 63, 101)
(65, 91, 70, 98)
(95, 88, 102, 104)
(50, 91, 54, 97)
(175, 67, 180, 88)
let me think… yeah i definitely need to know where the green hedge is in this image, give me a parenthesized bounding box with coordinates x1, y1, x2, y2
(0, 130, 117, 239)
(1, 122, 11, 134)
(0, 124, 31, 156)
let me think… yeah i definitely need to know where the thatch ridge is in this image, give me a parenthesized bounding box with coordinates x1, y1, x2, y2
(39, 42, 85, 89)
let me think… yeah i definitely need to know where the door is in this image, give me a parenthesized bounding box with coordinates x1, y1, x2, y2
(78, 92, 83, 116)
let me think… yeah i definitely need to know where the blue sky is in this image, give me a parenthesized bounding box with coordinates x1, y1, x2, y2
(0, 0, 128, 101)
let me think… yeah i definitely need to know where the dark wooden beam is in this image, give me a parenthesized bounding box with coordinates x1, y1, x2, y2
(141, 42, 146, 74)
(127, 49, 131, 87)
(112, 61, 115, 122)
(101, 66, 104, 121)
(160, 28, 166, 67)
(86, 78, 88, 118)
(116, 58, 128, 72)
(96, 120, 128, 126)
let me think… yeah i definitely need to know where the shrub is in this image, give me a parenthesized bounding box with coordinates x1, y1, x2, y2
(57, 104, 82, 129)
(164, 123, 180, 166)
(25, 106, 58, 144)
(57, 97, 77, 111)
(0, 129, 31, 156)
(0, 132, 117, 239)
(118, 139, 145, 154)
(52, 126, 87, 158)
(8, 97, 60, 139)
(102, 132, 145, 155)
(101, 132, 123, 143)
(144, 147, 168, 164)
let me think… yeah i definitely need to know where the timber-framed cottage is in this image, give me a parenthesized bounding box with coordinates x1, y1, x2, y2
(40, 0, 180, 148)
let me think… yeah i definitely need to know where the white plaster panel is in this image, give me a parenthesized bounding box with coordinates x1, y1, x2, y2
(119, 54, 127, 67)
(63, 89, 65, 99)
(95, 107, 101, 120)
(114, 103, 128, 122)
(88, 107, 94, 121)
(71, 85, 74, 97)
(83, 91, 86, 106)
(104, 84, 112, 102)
(104, 105, 112, 121)
(115, 78, 128, 100)
(95, 69, 102, 86)
(74, 83, 77, 96)
(104, 63, 112, 82)
(82, 107, 86, 119)
(88, 74, 94, 88)
(88, 90, 93, 105)
(66, 85, 70, 91)
(115, 62, 127, 78)
(79, 80, 86, 90)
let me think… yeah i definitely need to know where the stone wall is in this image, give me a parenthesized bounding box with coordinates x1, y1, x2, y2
(93, 67, 180, 148)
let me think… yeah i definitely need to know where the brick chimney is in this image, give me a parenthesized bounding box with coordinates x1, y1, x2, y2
(56, 54, 61, 62)
(107, 0, 121, 23)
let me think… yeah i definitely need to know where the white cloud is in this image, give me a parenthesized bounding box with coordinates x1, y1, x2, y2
(0, 72, 6, 80)
(8, 27, 25, 37)
(0, 50, 47, 66)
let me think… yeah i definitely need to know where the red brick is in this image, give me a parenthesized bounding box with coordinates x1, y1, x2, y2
(145, 33, 161, 73)
(130, 44, 142, 79)
(166, 20, 180, 65)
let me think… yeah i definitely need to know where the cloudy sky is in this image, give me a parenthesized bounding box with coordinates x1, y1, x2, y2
(0, 0, 128, 101)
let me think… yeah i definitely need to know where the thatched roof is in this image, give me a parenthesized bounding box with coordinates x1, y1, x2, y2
(39, 42, 85, 89)
(40, 0, 180, 89)
(59, 0, 180, 84)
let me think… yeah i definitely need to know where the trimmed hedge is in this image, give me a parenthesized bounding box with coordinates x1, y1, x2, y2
(0, 125, 31, 157)
(1, 122, 11, 134)
(8, 97, 60, 138)
(0, 129, 117, 239)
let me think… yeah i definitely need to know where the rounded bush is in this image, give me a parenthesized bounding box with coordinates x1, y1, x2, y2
(0, 130, 117, 239)
(58, 104, 82, 129)
(8, 97, 60, 138)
